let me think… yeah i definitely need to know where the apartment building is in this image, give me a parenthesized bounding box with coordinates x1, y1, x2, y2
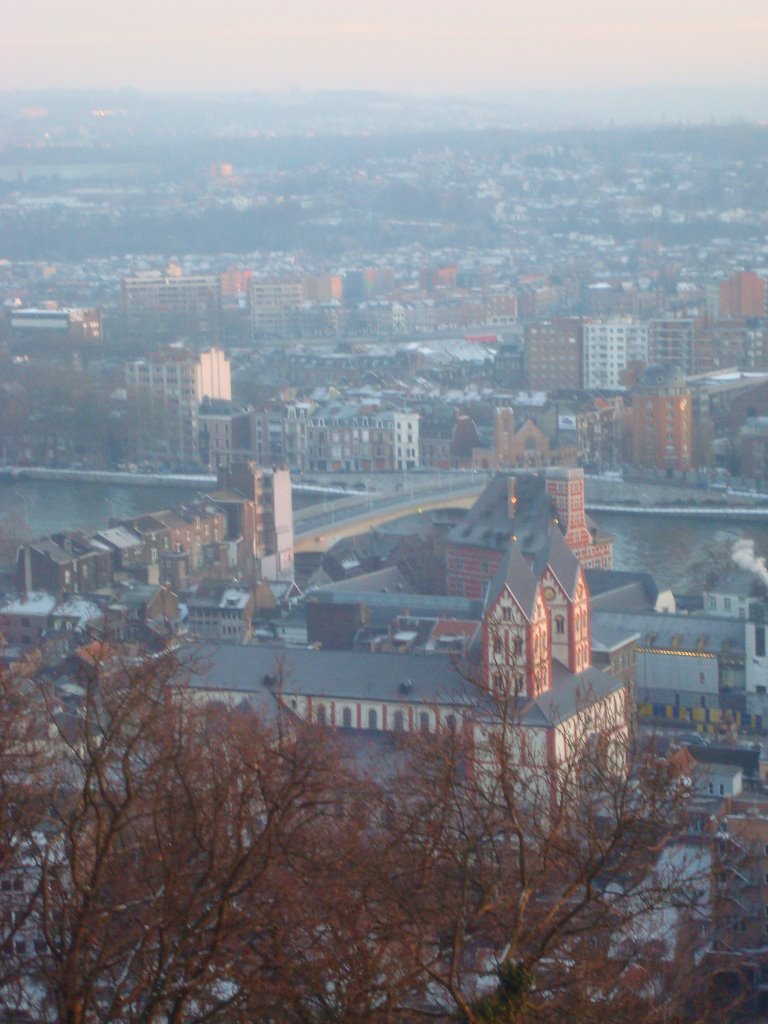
(208, 462, 294, 580)
(121, 270, 221, 343)
(264, 401, 420, 473)
(719, 270, 767, 319)
(250, 277, 304, 340)
(648, 318, 697, 374)
(627, 363, 692, 473)
(524, 317, 584, 391)
(582, 318, 649, 390)
(125, 348, 231, 469)
(186, 580, 255, 643)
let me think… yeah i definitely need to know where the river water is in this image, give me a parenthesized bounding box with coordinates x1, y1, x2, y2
(1, 478, 766, 592)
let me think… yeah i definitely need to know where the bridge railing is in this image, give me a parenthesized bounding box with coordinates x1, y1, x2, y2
(293, 473, 491, 534)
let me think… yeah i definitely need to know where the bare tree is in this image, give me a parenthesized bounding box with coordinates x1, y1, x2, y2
(0, 634, 716, 1024)
(359, 629, 711, 1024)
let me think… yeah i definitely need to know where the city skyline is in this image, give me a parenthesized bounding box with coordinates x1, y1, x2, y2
(4, 0, 768, 97)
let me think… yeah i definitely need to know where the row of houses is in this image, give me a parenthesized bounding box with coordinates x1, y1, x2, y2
(13, 463, 294, 600)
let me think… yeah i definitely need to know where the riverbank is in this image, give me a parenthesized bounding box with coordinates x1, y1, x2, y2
(0, 466, 351, 495)
(0, 466, 216, 488)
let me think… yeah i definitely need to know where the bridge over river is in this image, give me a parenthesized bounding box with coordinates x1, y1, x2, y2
(293, 479, 768, 553)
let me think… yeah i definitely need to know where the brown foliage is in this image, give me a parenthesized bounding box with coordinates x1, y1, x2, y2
(0, 646, 715, 1023)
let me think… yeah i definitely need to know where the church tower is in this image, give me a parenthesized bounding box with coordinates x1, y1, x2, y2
(482, 544, 551, 700)
(539, 528, 591, 674)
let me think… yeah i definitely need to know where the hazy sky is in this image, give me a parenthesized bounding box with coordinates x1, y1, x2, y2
(3, 0, 768, 94)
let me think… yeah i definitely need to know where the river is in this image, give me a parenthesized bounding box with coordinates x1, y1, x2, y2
(1, 478, 766, 592)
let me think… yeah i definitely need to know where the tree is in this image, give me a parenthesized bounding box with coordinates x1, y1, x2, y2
(0, 636, 716, 1023)
(358, 633, 712, 1024)
(0, 647, 345, 1024)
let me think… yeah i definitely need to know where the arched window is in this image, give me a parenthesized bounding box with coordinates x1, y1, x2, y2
(342, 707, 352, 728)
(419, 712, 430, 733)
(493, 637, 503, 655)
(446, 714, 457, 733)
(394, 710, 405, 732)
(316, 704, 327, 726)
(368, 708, 378, 730)
(555, 615, 565, 635)
(513, 637, 523, 657)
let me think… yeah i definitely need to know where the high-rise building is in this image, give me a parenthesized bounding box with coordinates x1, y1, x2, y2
(692, 318, 750, 374)
(719, 271, 767, 319)
(250, 278, 304, 340)
(125, 348, 231, 469)
(648, 318, 696, 374)
(582, 319, 649, 390)
(209, 462, 294, 580)
(627, 364, 692, 473)
(121, 270, 221, 344)
(302, 275, 343, 303)
(219, 267, 253, 300)
(524, 318, 584, 391)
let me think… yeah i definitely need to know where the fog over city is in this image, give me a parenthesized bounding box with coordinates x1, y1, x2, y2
(3, 2, 768, 1021)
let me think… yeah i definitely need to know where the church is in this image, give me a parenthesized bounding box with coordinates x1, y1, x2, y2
(190, 505, 629, 785)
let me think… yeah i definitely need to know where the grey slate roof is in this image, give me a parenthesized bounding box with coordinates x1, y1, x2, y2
(474, 662, 626, 729)
(591, 611, 745, 656)
(183, 644, 475, 708)
(485, 543, 539, 620)
(307, 590, 484, 620)
(585, 569, 660, 610)
(536, 526, 581, 598)
(591, 623, 640, 653)
(307, 566, 414, 596)
(448, 472, 555, 554)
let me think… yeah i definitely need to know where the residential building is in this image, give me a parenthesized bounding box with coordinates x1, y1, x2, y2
(524, 317, 584, 392)
(692, 318, 751, 374)
(16, 534, 113, 598)
(718, 270, 767, 319)
(582, 318, 648, 390)
(207, 462, 294, 580)
(627, 364, 692, 473)
(303, 275, 343, 303)
(219, 266, 253, 300)
(0, 593, 56, 651)
(738, 418, 768, 483)
(250, 277, 304, 340)
(121, 269, 221, 343)
(102, 583, 181, 643)
(648, 318, 697, 374)
(281, 402, 419, 473)
(186, 580, 255, 643)
(417, 406, 480, 469)
(707, 805, 768, 1016)
(125, 347, 231, 468)
(198, 400, 255, 470)
(554, 395, 625, 472)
